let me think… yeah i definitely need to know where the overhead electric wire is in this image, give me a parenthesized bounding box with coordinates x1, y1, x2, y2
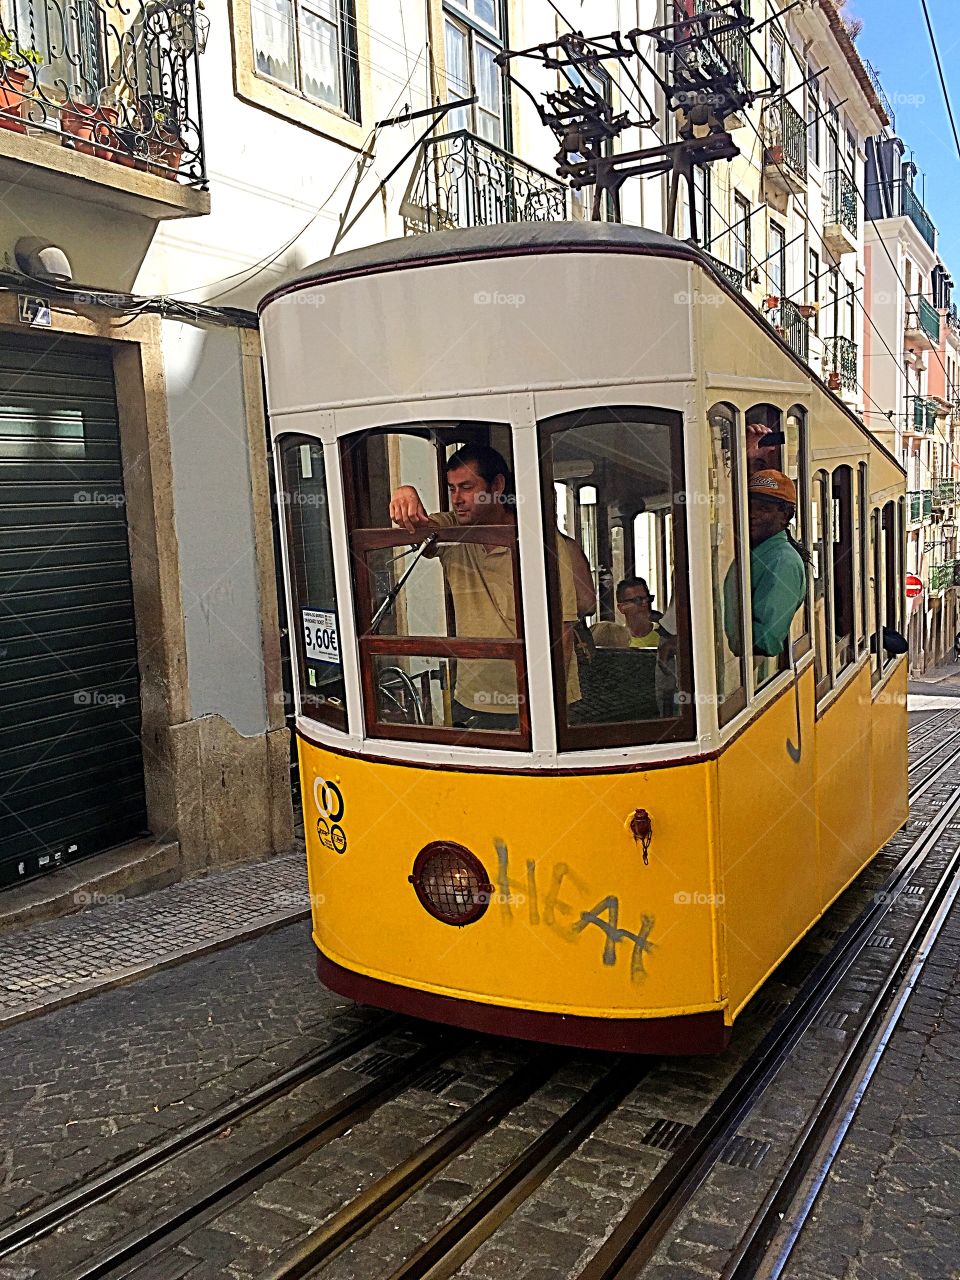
(918, 0, 960, 159)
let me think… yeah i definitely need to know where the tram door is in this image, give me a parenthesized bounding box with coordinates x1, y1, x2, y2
(0, 334, 148, 889)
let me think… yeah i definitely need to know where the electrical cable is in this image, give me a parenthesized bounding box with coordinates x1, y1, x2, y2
(918, 0, 960, 160)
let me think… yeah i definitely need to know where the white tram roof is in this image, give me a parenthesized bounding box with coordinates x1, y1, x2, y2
(258, 221, 692, 305)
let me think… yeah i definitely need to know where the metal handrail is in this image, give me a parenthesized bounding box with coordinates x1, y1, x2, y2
(823, 169, 857, 236)
(764, 97, 807, 182)
(405, 129, 567, 233)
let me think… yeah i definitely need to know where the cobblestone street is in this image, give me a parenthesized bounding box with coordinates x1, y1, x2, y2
(0, 761, 959, 1280)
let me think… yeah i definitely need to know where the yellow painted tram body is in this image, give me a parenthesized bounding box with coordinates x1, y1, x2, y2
(260, 224, 908, 1054)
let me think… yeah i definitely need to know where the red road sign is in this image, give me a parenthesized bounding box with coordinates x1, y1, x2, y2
(905, 573, 924, 598)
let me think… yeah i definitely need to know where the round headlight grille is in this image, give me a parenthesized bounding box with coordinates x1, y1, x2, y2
(409, 841, 493, 927)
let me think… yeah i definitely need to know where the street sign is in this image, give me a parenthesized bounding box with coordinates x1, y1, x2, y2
(905, 574, 924, 599)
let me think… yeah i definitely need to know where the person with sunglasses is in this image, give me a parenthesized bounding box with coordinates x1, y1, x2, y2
(590, 576, 662, 649)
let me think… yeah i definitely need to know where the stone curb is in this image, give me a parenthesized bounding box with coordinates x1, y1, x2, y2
(0, 907, 311, 1032)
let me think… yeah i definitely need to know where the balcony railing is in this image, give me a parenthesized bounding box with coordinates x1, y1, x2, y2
(404, 130, 567, 234)
(763, 97, 807, 185)
(823, 335, 858, 393)
(823, 169, 857, 237)
(912, 295, 942, 343)
(0, 0, 206, 186)
(674, 2, 751, 92)
(894, 181, 936, 249)
(906, 396, 938, 433)
(929, 560, 956, 593)
(771, 297, 810, 364)
(908, 491, 922, 523)
(704, 251, 744, 292)
(933, 480, 958, 506)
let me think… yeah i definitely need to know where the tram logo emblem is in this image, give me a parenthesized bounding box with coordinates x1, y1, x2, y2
(313, 776, 347, 856)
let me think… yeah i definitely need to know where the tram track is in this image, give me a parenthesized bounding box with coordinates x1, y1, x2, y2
(5, 723, 959, 1280)
(0, 1016, 396, 1258)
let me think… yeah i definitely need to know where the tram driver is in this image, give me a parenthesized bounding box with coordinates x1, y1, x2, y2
(724, 469, 808, 659)
(389, 444, 590, 730)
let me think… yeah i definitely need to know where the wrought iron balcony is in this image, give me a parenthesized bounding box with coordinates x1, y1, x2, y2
(870, 180, 936, 249)
(933, 480, 958, 507)
(0, 0, 206, 187)
(823, 169, 857, 237)
(929, 560, 955, 593)
(769, 296, 810, 364)
(906, 396, 938, 434)
(703, 250, 744, 292)
(823, 335, 857, 394)
(673, 2, 751, 94)
(762, 97, 806, 191)
(905, 294, 942, 345)
(404, 130, 567, 235)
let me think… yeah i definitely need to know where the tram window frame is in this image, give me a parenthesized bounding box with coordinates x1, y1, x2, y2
(857, 463, 869, 654)
(882, 500, 897, 670)
(786, 405, 811, 660)
(277, 434, 348, 733)
(870, 506, 883, 684)
(708, 402, 747, 727)
(340, 423, 531, 751)
(812, 468, 834, 703)
(538, 406, 696, 751)
(897, 497, 907, 637)
(831, 465, 855, 675)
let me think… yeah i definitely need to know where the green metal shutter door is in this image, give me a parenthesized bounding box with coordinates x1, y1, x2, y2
(0, 333, 148, 889)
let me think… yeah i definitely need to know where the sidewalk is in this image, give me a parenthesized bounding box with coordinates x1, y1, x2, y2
(0, 850, 311, 1029)
(908, 655, 960, 710)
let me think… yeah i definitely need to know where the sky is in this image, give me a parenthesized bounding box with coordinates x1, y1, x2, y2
(851, 0, 960, 274)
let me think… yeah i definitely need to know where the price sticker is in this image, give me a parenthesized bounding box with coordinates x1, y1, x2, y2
(302, 609, 340, 664)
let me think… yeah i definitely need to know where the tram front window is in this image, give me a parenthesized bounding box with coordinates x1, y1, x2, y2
(540, 408, 694, 746)
(344, 425, 535, 746)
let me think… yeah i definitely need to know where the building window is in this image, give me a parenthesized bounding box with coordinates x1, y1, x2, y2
(251, 0, 360, 119)
(444, 1, 506, 146)
(768, 221, 786, 297)
(733, 193, 751, 278)
(693, 165, 712, 247)
(808, 248, 820, 335)
(807, 69, 820, 167)
(769, 29, 785, 91)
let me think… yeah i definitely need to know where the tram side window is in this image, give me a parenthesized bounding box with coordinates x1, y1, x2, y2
(857, 464, 869, 654)
(832, 466, 855, 675)
(540, 408, 694, 747)
(812, 470, 833, 701)
(708, 403, 746, 724)
(278, 437, 348, 732)
(342, 424, 530, 746)
(870, 507, 882, 682)
(882, 501, 898, 670)
(786, 406, 811, 654)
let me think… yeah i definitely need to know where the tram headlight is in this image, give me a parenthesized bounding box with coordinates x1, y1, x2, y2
(409, 841, 493, 927)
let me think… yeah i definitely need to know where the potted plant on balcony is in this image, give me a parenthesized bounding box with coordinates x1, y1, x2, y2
(827, 370, 842, 391)
(0, 37, 43, 134)
(765, 143, 785, 166)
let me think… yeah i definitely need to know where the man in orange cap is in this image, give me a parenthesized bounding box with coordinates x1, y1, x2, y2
(724, 469, 807, 657)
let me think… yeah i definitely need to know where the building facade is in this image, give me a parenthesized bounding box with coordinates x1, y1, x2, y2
(0, 0, 952, 895)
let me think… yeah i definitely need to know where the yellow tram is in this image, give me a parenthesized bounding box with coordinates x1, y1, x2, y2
(259, 223, 908, 1054)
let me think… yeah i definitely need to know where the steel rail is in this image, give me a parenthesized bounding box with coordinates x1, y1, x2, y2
(0, 1017, 396, 1257)
(63, 1035, 462, 1280)
(905, 719, 960, 784)
(574, 781, 960, 1280)
(722, 833, 960, 1279)
(383, 1058, 647, 1280)
(906, 705, 957, 747)
(260, 1053, 567, 1280)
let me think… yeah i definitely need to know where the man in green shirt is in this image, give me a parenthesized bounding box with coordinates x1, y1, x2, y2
(724, 470, 807, 658)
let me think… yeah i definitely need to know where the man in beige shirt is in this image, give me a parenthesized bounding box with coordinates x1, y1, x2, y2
(389, 444, 587, 729)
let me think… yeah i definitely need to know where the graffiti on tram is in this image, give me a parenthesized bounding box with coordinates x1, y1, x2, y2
(494, 839, 655, 981)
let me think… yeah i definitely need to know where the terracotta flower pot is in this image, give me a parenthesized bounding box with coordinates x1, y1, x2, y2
(148, 140, 182, 179)
(827, 371, 842, 391)
(61, 102, 98, 154)
(0, 67, 31, 134)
